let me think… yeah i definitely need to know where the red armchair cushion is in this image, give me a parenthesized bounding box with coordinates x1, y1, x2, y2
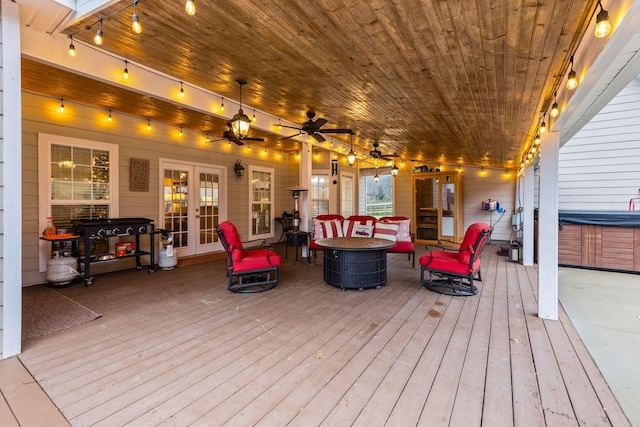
(218, 221, 245, 261)
(457, 222, 490, 265)
(419, 251, 473, 275)
(233, 248, 282, 272)
(387, 240, 414, 253)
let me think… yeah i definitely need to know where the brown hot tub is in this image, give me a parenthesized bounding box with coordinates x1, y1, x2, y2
(558, 210, 640, 273)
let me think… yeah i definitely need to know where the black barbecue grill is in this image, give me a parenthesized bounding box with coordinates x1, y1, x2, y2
(72, 217, 157, 286)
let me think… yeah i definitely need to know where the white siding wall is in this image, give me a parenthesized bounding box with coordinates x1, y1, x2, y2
(22, 92, 296, 286)
(463, 167, 516, 243)
(559, 77, 640, 210)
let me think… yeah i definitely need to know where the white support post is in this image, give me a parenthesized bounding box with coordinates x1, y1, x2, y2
(538, 131, 559, 320)
(299, 141, 312, 256)
(2, 0, 23, 357)
(522, 164, 535, 266)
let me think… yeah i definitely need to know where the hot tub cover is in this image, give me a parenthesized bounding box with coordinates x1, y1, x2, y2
(558, 210, 640, 227)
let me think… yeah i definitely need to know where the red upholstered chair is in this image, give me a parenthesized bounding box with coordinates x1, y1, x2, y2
(216, 221, 282, 293)
(419, 222, 492, 296)
(378, 216, 415, 268)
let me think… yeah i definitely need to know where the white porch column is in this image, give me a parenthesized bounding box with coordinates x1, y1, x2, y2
(299, 141, 312, 256)
(1, 0, 23, 358)
(538, 131, 559, 320)
(522, 164, 535, 266)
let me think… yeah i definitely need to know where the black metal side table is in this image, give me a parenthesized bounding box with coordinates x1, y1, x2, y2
(276, 217, 294, 242)
(284, 230, 310, 262)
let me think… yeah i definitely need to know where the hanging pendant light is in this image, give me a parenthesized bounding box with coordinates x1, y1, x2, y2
(68, 35, 76, 57)
(391, 163, 399, 176)
(185, 0, 196, 16)
(131, 1, 142, 34)
(594, 1, 611, 38)
(347, 132, 356, 167)
(93, 18, 104, 45)
(567, 55, 578, 90)
(550, 92, 559, 117)
(539, 113, 547, 134)
(230, 79, 251, 138)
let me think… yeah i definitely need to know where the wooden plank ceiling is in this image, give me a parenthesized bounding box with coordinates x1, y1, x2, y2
(21, 0, 594, 169)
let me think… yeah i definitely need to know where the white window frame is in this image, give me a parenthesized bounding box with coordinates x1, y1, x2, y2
(248, 165, 275, 241)
(311, 171, 331, 217)
(38, 133, 119, 272)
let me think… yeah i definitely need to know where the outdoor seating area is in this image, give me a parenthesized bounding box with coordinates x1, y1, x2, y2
(309, 214, 415, 267)
(10, 243, 630, 426)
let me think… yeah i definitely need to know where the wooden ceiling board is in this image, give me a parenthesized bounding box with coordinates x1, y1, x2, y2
(20, 0, 596, 168)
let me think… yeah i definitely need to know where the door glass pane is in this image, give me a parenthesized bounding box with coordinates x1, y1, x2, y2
(311, 174, 329, 216)
(250, 167, 274, 239)
(199, 172, 219, 245)
(415, 177, 438, 240)
(340, 175, 354, 218)
(441, 181, 455, 237)
(164, 169, 189, 248)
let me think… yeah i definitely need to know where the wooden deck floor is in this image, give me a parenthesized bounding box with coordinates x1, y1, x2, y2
(13, 244, 630, 426)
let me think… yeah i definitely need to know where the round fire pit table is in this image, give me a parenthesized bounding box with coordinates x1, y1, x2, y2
(315, 237, 395, 291)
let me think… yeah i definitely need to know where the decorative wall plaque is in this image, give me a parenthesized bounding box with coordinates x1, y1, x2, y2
(130, 158, 150, 192)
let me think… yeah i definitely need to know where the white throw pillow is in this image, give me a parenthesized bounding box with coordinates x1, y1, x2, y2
(374, 222, 399, 242)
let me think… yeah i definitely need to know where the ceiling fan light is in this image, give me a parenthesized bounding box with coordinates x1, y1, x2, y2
(595, 5, 611, 38)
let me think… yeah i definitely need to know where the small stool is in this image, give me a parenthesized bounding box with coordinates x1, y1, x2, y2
(285, 230, 310, 262)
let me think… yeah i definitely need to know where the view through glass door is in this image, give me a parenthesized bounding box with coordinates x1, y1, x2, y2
(161, 160, 226, 257)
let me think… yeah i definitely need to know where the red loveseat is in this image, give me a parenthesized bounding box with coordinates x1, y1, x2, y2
(309, 214, 415, 267)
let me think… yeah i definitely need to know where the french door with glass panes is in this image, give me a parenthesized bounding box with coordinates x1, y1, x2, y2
(161, 160, 226, 257)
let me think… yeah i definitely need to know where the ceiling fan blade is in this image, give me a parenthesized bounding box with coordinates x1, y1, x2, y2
(317, 128, 353, 134)
(243, 137, 264, 142)
(274, 124, 301, 130)
(312, 133, 326, 143)
(232, 138, 245, 146)
(314, 118, 328, 129)
(281, 132, 302, 141)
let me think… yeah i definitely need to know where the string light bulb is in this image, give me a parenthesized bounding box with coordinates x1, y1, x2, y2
(59, 99, 65, 112)
(567, 55, 578, 90)
(253, 109, 257, 122)
(185, 0, 196, 16)
(68, 36, 76, 57)
(539, 113, 547, 134)
(107, 110, 112, 122)
(535, 133, 541, 145)
(220, 97, 224, 112)
(594, 1, 611, 38)
(205, 133, 210, 143)
(179, 126, 183, 136)
(147, 119, 151, 130)
(131, 1, 142, 34)
(123, 60, 129, 79)
(93, 18, 104, 45)
(179, 81, 185, 98)
(550, 92, 559, 117)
